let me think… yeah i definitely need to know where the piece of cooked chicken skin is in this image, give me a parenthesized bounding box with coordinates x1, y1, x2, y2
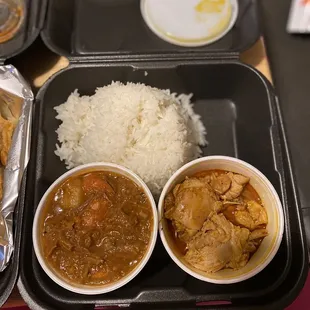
(185, 214, 251, 272)
(165, 177, 222, 241)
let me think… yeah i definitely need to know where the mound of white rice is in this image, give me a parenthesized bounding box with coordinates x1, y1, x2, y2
(54, 82, 206, 196)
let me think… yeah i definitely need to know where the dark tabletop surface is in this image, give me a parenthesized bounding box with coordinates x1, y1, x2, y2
(260, 0, 310, 249)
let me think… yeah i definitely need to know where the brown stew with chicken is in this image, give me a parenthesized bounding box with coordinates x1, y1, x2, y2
(164, 170, 268, 273)
(40, 171, 153, 286)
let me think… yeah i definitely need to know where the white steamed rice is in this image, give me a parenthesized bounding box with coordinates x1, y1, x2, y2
(54, 82, 206, 195)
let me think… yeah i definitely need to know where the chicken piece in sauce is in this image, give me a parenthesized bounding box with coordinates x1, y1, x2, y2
(164, 169, 268, 273)
(220, 172, 249, 200)
(223, 201, 268, 231)
(165, 177, 222, 242)
(185, 214, 250, 272)
(249, 228, 268, 241)
(210, 173, 231, 195)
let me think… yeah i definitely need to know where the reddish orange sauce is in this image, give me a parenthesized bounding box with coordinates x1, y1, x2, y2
(167, 221, 188, 255)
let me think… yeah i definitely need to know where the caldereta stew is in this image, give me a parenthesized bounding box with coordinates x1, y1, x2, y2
(40, 171, 153, 286)
(164, 169, 268, 273)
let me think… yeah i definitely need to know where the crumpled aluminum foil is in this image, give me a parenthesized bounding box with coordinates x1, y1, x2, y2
(0, 65, 33, 271)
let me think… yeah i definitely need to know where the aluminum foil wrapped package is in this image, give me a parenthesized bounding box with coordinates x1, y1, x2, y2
(0, 65, 33, 271)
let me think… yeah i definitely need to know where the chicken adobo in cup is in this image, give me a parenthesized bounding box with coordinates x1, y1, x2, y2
(158, 156, 284, 284)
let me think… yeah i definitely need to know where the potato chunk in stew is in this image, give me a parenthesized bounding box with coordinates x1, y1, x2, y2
(40, 171, 153, 286)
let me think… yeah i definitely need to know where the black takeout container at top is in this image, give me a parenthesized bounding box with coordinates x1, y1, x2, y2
(0, 0, 45, 307)
(15, 0, 308, 309)
(0, 0, 45, 63)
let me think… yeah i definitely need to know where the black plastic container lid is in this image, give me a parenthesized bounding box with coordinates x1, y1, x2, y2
(41, 0, 260, 61)
(0, 0, 46, 64)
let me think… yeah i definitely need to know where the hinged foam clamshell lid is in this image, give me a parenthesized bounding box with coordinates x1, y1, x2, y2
(41, 0, 260, 61)
(0, 0, 47, 64)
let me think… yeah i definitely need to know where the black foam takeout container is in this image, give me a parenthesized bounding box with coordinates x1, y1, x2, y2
(16, 0, 308, 309)
(0, 0, 44, 62)
(0, 0, 44, 307)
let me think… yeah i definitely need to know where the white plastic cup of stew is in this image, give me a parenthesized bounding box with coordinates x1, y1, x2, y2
(32, 162, 158, 295)
(158, 155, 284, 284)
